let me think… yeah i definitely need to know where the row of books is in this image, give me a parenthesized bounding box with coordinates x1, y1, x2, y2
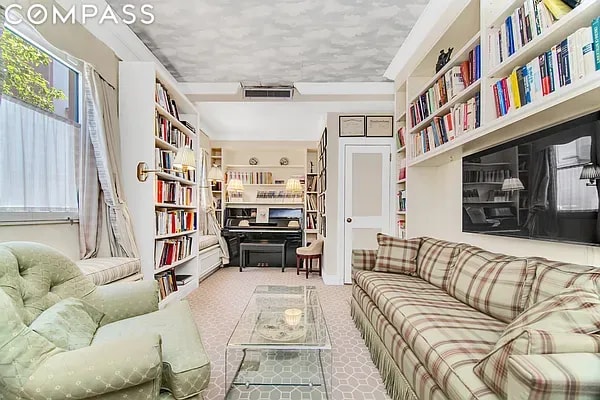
(154, 148, 197, 182)
(488, 0, 584, 69)
(155, 210, 197, 236)
(255, 191, 303, 202)
(411, 93, 481, 157)
(155, 180, 194, 206)
(156, 81, 180, 120)
(396, 126, 406, 149)
(226, 171, 274, 185)
(155, 269, 177, 300)
(154, 236, 193, 269)
(397, 220, 407, 239)
(492, 20, 600, 118)
(306, 193, 317, 211)
(398, 158, 406, 180)
(155, 113, 192, 148)
(408, 45, 481, 128)
(306, 176, 317, 192)
(464, 168, 513, 183)
(306, 213, 318, 230)
(464, 189, 512, 203)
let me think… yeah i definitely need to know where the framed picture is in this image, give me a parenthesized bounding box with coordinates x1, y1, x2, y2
(366, 116, 394, 137)
(339, 115, 366, 137)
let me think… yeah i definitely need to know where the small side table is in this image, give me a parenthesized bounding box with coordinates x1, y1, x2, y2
(239, 241, 287, 272)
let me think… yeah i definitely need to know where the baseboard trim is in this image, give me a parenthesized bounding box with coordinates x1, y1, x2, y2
(322, 273, 344, 286)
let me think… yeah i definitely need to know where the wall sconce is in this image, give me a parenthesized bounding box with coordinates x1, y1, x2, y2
(580, 163, 600, 186)
(137, 146, 196, 182)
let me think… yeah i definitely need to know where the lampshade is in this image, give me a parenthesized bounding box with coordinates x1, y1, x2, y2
(173, 147, 196, 170)
(227, 179, 245, 193)
(580, 163, 600, 180)
(208, 165, 224, 182)
(501, 178, 525, 192)
(285, 178, 303, 193)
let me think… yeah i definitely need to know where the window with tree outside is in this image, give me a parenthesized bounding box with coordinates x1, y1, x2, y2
(0, 25, 81, 223)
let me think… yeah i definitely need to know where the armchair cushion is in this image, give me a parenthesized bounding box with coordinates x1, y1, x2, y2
(30, 297, 104, 350)
(0, 289, 63, 398)
(23, 334, 163, 399)
(474, 285, 600, 398)
(87, 280, 159, 326)
(373, 234, 420, 275)
(93, 300, 210, 399)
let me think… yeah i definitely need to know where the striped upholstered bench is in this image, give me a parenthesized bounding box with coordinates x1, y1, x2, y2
(76, 257, 142, 286)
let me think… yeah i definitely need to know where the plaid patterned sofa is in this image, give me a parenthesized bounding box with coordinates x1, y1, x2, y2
(351, 237, 600, 400)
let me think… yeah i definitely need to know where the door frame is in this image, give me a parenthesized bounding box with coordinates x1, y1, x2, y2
(338, 138, 395, 284)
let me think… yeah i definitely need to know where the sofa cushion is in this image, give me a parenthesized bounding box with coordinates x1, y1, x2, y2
(352, 284, 449, 400)
(0, 288, 63, 398)
(474, 285, 600, 398)
(447, 246, 534, 323)
(30, 298, 104, 350)
(76, 257, 141, 286)
(527, 257, 600, 308)
(416, 237, 462, 291)
(355, 270, 504, 400)
(352, 249, 377, 272)
(198, 235, 219, 251)
(374, 234, 420, 275)
(93, 300, 210, 400)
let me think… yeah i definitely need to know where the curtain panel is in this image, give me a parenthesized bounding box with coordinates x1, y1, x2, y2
(200, 150, 230, 264)
(0, 5, 5, 104)
(83, 64, 139, 258)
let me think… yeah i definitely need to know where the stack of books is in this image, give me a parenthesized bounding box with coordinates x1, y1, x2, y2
(492, 18, 600, 118)
(155, 236, 193, 268)
(155, 210, 197, 235)
(155, 180, 193, 205)
(155, 269, 177, 299)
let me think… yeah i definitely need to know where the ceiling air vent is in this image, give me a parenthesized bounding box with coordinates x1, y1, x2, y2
(243, 86, 294, 100)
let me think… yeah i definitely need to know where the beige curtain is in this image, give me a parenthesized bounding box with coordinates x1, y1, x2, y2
(200, 150, 229, 264)
(83, 63, 139, 258)
(0, 5, 5, 103)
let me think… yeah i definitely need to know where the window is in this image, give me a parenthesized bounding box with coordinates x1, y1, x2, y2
(555, 137, 598, 212)
(0, 26, 81, 222)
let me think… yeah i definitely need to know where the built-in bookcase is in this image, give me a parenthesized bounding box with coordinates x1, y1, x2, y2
(392, 0, 600, 247)
(305, 148, 319, 244)
(119, 62, 200, 308)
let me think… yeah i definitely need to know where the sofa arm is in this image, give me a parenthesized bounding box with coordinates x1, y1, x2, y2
(23, 334, 163, 400)
(507, 353, 600, 400)
(88, 280, 159, 325)
(352, 249, 377, 272)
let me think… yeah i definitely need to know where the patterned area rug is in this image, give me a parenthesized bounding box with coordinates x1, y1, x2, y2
(186, 267, 391, 400)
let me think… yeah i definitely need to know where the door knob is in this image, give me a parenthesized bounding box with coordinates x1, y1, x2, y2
(347, 218, 353, 223)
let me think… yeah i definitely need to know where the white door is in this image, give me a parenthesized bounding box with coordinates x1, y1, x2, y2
(343, 145, 392, 284)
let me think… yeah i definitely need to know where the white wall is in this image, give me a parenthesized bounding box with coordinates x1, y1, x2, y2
(0, 223, 80, 260)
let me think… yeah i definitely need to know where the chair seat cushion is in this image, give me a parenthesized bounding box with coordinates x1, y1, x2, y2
(92, 301, 210, 399)
(198, 235, 219, 251)
(76, 257, 141, 286)
(296, 247, 321, 256)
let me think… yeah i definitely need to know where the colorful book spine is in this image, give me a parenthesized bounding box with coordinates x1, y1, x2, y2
(593, 17, 600, 71)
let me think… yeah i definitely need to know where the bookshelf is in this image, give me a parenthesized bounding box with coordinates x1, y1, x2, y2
(119, 62, 200, 308)
(318, 129, 328, 238)
(305, 148, 319, 244)
(389, 0, 600, 263)
(210, 147, 224, 226)
(396, 84, 407, 238)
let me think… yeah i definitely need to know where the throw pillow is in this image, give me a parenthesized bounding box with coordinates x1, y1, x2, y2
(373, 234, 420, 275)
(29, 297, 105, 351)
(473, 285, 600, 398)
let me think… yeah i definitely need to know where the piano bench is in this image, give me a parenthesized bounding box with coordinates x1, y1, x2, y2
(239, 241, 287, 272)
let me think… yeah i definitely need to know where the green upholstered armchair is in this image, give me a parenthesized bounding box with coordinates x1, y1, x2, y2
(0, 242, 210, 400)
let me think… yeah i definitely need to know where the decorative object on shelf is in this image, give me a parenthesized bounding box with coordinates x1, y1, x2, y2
(283, 308, 302, 327)
(208, 165, 224, 182)
(285, 178, 303, 194)
(227, 179, 245, 202)
(580, 163, 600, 186)
(137, 146, 195, 182)
(339, 115, 366, 137)
(435, 47, 454, 72)
(279, 157, 289, 166)
(256, 207, 269, 224)
(366, 116, 394, 137)
(249, 157, 259, 165)
(310, 161, 314, 173)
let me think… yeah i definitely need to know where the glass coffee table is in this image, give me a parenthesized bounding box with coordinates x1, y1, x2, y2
(226, 285, 332, 399)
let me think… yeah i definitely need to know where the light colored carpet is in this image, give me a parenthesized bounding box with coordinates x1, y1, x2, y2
(186, 267, 392, 400)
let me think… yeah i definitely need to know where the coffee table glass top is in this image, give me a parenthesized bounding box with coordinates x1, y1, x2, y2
(227, 285, 331, 350)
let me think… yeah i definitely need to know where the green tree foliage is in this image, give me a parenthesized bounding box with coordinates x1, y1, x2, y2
(0, 29, 65, 112)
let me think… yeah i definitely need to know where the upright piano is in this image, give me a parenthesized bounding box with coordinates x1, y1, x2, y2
(221, 207, 303, 267)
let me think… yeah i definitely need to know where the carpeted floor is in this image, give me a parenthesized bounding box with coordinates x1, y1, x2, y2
(186, 267, 391, 400)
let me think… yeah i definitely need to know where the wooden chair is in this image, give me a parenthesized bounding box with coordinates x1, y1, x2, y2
(296, 238, 324, 279)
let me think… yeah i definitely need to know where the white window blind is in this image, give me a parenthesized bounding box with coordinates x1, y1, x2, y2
(0, 96, 78, 221)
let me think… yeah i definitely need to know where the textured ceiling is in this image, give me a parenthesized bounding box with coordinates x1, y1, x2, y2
(107, 0, 429, 83)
